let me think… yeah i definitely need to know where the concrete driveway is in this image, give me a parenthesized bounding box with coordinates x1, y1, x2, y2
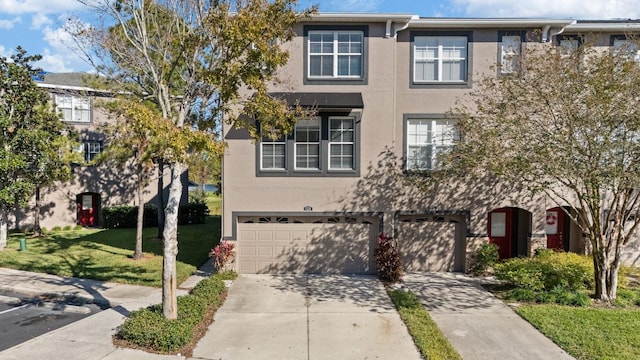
(191, 274, 421, 360)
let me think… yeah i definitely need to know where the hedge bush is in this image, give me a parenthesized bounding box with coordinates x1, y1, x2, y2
(116, 272, 236, 353)
(494, 250, 593, 306)
(103, 203, 209, 229)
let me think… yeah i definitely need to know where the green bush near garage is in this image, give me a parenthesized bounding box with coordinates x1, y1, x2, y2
(102, 202, 209, 229)
(494, 249, 593, 306)
(116, 272, 235, 353)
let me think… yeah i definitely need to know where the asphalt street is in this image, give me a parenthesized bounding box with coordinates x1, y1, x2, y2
(0, 292, 101, 351)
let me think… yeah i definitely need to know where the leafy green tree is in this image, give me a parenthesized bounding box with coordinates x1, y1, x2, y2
(73, 0, 314, 318)
(99, 99, 216, 260)
(188, 150, 221, 193)
(0, 47, 77, 247)
(436, 37, 640, 301)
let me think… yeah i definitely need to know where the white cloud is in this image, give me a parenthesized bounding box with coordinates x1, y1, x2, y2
(37, 48, 72, 72)
(0, 16, 20, 29)
(325, 0, 383, 12)
(452, 0, 640, 19)
(0, 0, 85, 15)
(31, 13, 52, 29)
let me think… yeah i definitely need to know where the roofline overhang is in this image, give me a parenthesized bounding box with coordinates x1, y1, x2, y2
(309, 13, 418, 23)
(564, 23, 640, 32)
(407, 18, 576, 29)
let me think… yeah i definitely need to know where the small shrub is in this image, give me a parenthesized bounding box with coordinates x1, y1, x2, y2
(51, 226, 62, 232)
(210, 241, 236, 272)
(62, 225, 72, 231)
(472, 243, 499, 275)
(375, 233, 403, 283)
(73, 225, 83, 231)
(216, 271, 238, 281)
(116, 273, 229, 353)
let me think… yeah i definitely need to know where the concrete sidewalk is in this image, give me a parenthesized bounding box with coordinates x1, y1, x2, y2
(404, 272, 575, 360)
(191, 274, 421, 360)
(0, 264, 212, 360)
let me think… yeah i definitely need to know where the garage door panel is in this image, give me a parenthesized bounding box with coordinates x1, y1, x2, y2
(398, 221, 456, 272)
(238, 221, 376, 274)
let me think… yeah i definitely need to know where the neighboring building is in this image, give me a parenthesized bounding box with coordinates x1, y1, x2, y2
(222, 14, 640, 274)
(10, 72, 187, 230)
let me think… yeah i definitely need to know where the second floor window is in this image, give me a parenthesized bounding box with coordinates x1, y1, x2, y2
(295, 118, 321, 170)
(82, 141, 102, 162)
(55, 94, 91, 122)
(414, 36, 468, 83)
(405, 118, 459, 171)
(612, 36, 640, 62)
(308, 31, 363, 79)
(500, 35, 522, 74)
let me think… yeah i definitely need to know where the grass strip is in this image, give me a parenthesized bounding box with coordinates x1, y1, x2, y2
(516, 304, 640, 360)
(388, 289, 462, 360)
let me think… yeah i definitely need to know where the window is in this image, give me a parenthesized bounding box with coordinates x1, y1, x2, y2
(414, 35, 468, 83)
(55, 94, 91, 122)
(612, 36, 640, 62)
(82, 141, 102, 162)
(499, 35, 522, 74)
(260, 133, 287, 170)
(257, 114, 360, 176)
(308, 31, 363, 79)
(405, 117, 459, 171)
(558, 36, 580, 57)
(295, 118, 321, 170)
(329, 117, 354, 170)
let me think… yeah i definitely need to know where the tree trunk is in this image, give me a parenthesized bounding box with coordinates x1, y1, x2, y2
(133, 168, 144, 260)
(162, 161, 185, 320)
(593, 247, 621, 301)
(0, 212, 7, 250)
(157, 159, 165, 240)
(33, 187, 43, 237)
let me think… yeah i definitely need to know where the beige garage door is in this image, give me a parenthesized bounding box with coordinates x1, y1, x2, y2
(396, 215, 466, 272)
(237, 216, 378, 274)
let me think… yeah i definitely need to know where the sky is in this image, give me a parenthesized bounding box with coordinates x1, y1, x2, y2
(0, 0, 639, 73)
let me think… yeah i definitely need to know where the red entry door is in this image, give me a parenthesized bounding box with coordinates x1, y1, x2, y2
(78, 194, 96, 227)
(488, 208, 513, 260)
(546, 207, 565, 250)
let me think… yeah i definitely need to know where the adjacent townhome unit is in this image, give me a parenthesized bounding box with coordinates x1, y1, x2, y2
(10, 72, 187, 231)
(222, 14, 640, 274)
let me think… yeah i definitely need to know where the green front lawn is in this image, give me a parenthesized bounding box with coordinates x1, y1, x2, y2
(1, 216, 220, 287)
(517, 304, 640, 360)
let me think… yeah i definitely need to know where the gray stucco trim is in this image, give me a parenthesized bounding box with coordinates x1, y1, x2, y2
(409, 30, 474, 89)
(256, 110, 362, 177)
(303, 25, 369, 86)
(224, 211, 385, 241)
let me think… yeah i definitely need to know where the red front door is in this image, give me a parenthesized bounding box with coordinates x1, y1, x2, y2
(546, 207, 565, 251)
(77, 194, 97, 227)
(488, 208, 513, 260)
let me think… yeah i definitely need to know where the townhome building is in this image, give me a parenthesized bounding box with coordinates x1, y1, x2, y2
(222, 13, 640, 274)
(11, 72, 187, 230)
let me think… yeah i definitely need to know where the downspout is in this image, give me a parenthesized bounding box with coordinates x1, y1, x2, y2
(542, 21, 575, 42)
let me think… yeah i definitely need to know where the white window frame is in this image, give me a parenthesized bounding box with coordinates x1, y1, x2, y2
(294, 118, 321, 170)
(260, 132, 287, 170)
(83, 141, 102, 162)
(308, 31, 363, 79)
(500, 35, 522, 74)
(55, 94, 91, 122)
(414, 36, 467, 83)
(328, 117, 355, 170)
(405, 118, 459, 171)
(613, 37, 640, 62)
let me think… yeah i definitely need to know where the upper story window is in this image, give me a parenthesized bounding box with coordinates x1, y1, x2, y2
(499, 32, 525, 75)
(612, 35, 640, 62)
(414, 36, 467, 83)
(404, 116, 459, 171)
(260, 132, 287, 170)
(55, 94, 91, 122)
(79, 141, 102, 163)
(557, 35, 581, 57)
(304, 25, 368, 85)
(308, 31, 363, 79)
(258, 113, 360, 177)
(294, 118, 321, 170)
